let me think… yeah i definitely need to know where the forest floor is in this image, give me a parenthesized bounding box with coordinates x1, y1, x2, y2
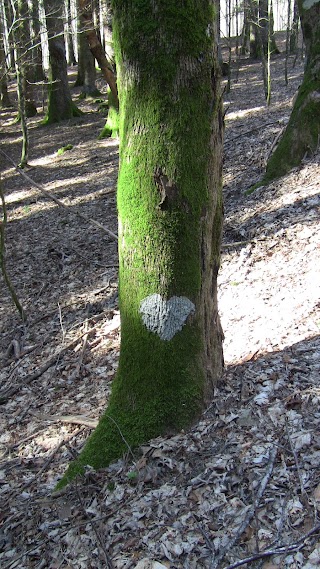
(0, 41, 320, 569)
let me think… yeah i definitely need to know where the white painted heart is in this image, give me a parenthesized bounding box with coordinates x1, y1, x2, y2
(140, 294, 195, 341)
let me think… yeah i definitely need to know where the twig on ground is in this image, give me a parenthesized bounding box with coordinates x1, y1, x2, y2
(28, 410, 98, 428)
(0, 149, 118, 241)
(193, 515, 216, 554)
(285, 418, 306, 499)
(75, 479, 115, 569)
(72, 307, 90, 379)
(0, 328, 96, 404)
(223, 522, 320, 569)
(0, 177, 26, 320)
(210, 446, 278, 569)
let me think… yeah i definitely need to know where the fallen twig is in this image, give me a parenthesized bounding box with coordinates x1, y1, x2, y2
(223, 522, 320, 569)
(28, 410, 98, 428)
(0, 149, 118, 241)
(0, 328, 95, 404)
(210, 446, 278, 569)
(75, 480, 115, 569)
(0, 177, 26, 320)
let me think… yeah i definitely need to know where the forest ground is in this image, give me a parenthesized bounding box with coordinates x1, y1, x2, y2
(0, 37, 320, 569)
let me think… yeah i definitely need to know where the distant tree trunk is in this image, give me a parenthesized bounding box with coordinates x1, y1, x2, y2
(18, 0, 38, 117)
(290, 0, 299, 53)
(263, 0, 320, 182)
(64, 0, 77, 65)
(60, 0, 224, 482)
(241, 0, 251, 55)
(43, 0, 82, 124)
(74, 28, 98, 96)
(268, 0, 280, 54)
(30, 0, 45, 82)
(78, 0, 118, 105)
(74, 1, 100, 97)
(250, 0, 260, 58)
(251, 0, 279, 58)
(0, 24, 12, 107)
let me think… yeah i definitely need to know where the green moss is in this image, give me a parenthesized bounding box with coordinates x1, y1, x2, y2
(58, 0, 223, 488)
(57, 144, 73, 155)
(258, 2, 320, 186)
(43, 100, 83, 125)
(98, 89, 119, 138)
(264, 79, 320, 182)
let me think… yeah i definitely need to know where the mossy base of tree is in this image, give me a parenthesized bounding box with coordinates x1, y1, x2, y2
(250, 73, 320, 191)
(79, 88, 102, 100)
(42, 102, 83, 125)
(98, 105, 119, 138)
(57, 323, 205, 489)
(25, 100, 37, 118)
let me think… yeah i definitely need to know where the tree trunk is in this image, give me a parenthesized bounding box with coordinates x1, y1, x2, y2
(18, 0, 38, 117)
(60, 0, 224, 483)
(0, 24, 12, 108)
(290, 0, 299, 53)
(78, 0, 118, 105)
(264, 0, 320, 182)
(44, 0, 82, 124)
(74, 2, 100, 97)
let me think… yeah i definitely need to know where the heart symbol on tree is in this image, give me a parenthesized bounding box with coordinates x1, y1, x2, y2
(140, 294, 195, 341)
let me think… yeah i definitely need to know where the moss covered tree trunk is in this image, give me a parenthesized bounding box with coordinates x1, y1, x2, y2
(264, 0, 320, 182)
(44, 0, 82, 124)
(61, 0, 224, 483)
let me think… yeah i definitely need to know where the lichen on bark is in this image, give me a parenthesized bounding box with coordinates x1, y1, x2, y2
(58, 0, 224, 486)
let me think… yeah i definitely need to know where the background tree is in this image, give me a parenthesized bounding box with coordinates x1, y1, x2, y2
(262, 0, 320, 182)
(61, 0, 224, 483)
(17, 0, 37, 118)
(78, 0, 118, 137)
(74, 26, 99, 96)
(43, 0, 82, 124)
(0, 21, 12, 107)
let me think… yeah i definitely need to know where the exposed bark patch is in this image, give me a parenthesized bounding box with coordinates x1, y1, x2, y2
(154, 168, 179, 210)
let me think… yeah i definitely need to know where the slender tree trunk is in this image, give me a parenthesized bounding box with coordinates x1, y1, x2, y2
(263, 0, 320, 182)
(43, 0, 82, 124)
(60, 0, 224, 483)
(290, 0, 299, 54)
(241, 0, 251, 55)
(75, 1, 100, 97)
(78, 0, 118, 106)
(0, 24, 12, 107)
(18, 0, 38, 117)
(30, 0, 45, 82)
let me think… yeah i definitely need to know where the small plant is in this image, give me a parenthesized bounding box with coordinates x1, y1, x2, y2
(57, 144, 73, 156)
(127, 470, 138, 483)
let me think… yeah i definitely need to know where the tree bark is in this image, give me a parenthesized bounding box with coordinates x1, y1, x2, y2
(78, 0, 118, 106)
(0, 23, 12, 108)
(74, 2, 100, 97)
(264, 0, 320, 182)
(44, 0, 82, 124)
(60, 0, 224, 483)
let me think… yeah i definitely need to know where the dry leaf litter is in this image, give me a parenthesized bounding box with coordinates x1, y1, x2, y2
(0, 42, 319, 569)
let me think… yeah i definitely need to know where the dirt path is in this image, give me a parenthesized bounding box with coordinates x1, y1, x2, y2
(0, 50, 319, 569)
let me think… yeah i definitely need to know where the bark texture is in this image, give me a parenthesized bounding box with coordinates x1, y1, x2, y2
(60, 0, 224, 484)
(44, 1, 82, 124)
(264, 0, 320, 182)
(78, 0, 118, 105)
